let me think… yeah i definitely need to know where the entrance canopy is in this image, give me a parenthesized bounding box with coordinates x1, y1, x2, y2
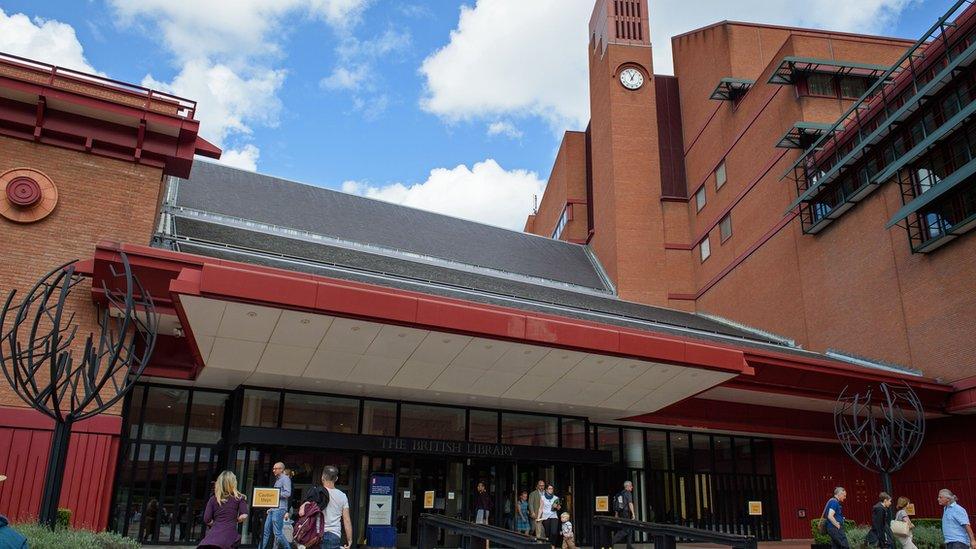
(90, 243, 747, 420)
(88, 242, 955, 427)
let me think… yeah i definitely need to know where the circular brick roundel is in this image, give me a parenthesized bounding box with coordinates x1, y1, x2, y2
(6, 177, 42, 207)
(0, 168, 58, 223)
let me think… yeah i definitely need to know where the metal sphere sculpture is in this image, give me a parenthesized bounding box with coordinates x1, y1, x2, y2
(0, 253, 157, 527)
(834, 382, 925, 493)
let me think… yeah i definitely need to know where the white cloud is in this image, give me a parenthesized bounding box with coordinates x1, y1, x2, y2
(487, 120, 523, 140)
(342, 159, 545, 230)
(322, 65, 368, 90)
(109, 0, 371, 169)
(108, 0, 370, 63)
(420, 0, 917, 131)
(144, 61, 285, 146)
(321, 27, 411, 119)
(0, 8, 102, 74)
(219, 145, 261, 171)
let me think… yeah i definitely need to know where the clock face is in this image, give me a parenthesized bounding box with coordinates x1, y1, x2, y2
(620, 68, 644, 90)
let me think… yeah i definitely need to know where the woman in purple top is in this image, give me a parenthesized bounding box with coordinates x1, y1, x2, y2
(198, 471, 249, 549)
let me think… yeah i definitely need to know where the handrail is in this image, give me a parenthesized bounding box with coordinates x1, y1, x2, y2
(783, 0, 975, 181)
(417, 514, 551, 549)
(0, 50, 197, 119)
(592, 516, 757, 549)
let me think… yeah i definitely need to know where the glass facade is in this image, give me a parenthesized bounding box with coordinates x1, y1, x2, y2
(111, 385, 231, 545)
(113, 383, 780, 546)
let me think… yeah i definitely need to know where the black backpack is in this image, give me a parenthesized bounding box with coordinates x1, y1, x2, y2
(613, 491, 626, 514)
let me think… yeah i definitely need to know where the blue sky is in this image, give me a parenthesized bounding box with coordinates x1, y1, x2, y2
(0, 0, 955, 229)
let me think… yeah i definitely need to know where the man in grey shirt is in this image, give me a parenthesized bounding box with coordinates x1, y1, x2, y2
(262, 461, 292, 549)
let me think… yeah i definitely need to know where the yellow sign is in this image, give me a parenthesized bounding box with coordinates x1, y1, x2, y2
(252, 487, 281, 508)
(595, 496, 609, 513)
(748, 501, 763, 516)
(905, 503, 916, 516)
(423, 490, 435, 509)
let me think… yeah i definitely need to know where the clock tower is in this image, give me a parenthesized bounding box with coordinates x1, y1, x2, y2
(587, 0, 676, 307)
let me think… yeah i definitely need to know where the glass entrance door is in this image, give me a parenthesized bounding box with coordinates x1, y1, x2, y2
(395, 457, 465, 548)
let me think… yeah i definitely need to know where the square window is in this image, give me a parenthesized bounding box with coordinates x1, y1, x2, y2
(720, 214, 732, 242)
(839, 77, 868, 99)
(806, 73, 835, 97)
(715, 161, 727, 190)
(700, 236, 711, 262)
(695, 186, 706, 212)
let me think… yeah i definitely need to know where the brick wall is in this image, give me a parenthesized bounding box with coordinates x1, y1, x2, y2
(0, 136, 165, 410)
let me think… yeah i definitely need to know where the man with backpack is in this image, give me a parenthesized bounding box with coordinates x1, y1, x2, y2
(610, 481, 635, 549)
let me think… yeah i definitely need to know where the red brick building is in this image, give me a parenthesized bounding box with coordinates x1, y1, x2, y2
(0, 1, 974, 546)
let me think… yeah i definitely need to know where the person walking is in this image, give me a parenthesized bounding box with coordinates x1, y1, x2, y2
(528, 479, 546, 539)
(320, 465, 353, 549)
(867, 492, 893, 548)
(474, 481, 493, 525)
(823, 487, 850, 549)
(537, 484, 561, 549)
(894, 497, 917, 549)
(262, 461, 292, 549)
(198, 471, 249, 549)
(559, 512, 576, 549)
(610, 480, 636, 549)
(516, 491, 531, 535)
(939, 489, 976, 549)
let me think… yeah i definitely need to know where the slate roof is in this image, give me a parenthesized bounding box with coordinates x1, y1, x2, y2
(156, 161, 829, 357)
(172, 161, 610, 292)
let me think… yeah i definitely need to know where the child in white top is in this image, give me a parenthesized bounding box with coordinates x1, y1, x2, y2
(560, 512, 576, 549)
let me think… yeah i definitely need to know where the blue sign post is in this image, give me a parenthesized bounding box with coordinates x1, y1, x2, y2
(366, 473, 396, 548)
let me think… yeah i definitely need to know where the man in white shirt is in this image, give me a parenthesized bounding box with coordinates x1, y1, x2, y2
(321, 465, 353, 549)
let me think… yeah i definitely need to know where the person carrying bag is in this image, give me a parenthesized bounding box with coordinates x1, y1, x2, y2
(892, 497, 916, 549)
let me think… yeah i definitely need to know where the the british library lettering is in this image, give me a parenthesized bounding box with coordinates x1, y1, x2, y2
(379, 437, 516, 457)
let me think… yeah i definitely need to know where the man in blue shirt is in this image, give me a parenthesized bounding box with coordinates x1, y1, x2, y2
(262, 462, 292, 549)
(824, 486, 849, 549)
(939, 489, 976, 549)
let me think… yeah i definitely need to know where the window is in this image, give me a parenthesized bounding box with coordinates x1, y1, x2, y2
(715, 161, 727, 189)
(282, 393, 359, 433)
(362, 400, 396, 436)
(551, 205, 571, 239)
(720, 214, 732, 242)
(501, 413, 558, 446)
(806, 73, 836, 96)
(623, 429, 644, 468)
(596, 426, 621, 463)
(695, 186, 706, 211)
(468, 409, 499, 443)
(839, 76, 869, 99)
(242, 389, 280, 428)
(186, 391, 228, 444)
(645, 431, 668, 470)
(140, 387, 188, 441)
(699, 235, 711, 262)
(561, 418, 586, 449)
(400, 404, 466, 440)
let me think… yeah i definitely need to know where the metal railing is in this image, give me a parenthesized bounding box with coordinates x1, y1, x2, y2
(0, 50, 197, 119)
(784, 0, 976, 209)
(592, 516, 757, 549)
(417, 514, 551, 549)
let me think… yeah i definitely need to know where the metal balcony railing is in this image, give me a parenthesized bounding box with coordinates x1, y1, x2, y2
(784, 0, 976, 215)
(0, 50, 197, 119)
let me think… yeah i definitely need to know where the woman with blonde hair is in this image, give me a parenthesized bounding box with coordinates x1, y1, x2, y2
(894, 496, 917, 549)
(198, 470, 249, 549)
